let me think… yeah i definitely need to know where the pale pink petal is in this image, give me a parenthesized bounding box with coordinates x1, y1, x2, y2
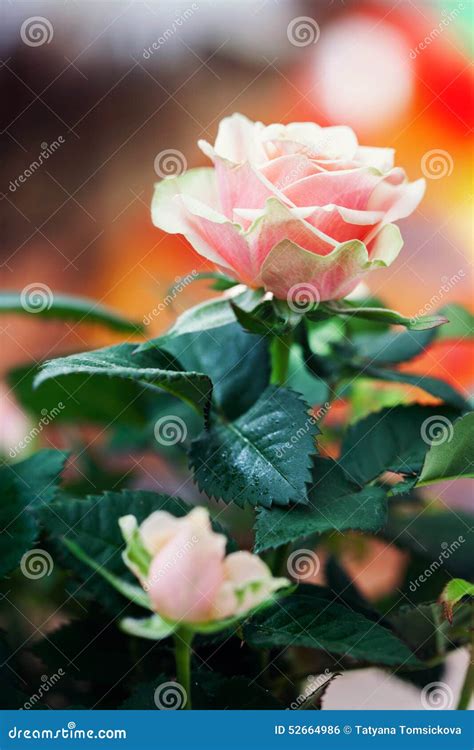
(283, 167, 382, 209)
(355, 146, 395, 172)
(368, 177, 426, 223)
(260, 236, 400, 301)
(200, 113, 267, 164)
(146, 508, 227, 623)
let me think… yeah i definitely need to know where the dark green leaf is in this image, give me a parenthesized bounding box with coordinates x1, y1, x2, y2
(418, 412, 474, 485)
(0, 450, 67, 576)
(190, 387, 317, 508)
(339, 405, 459, 486)
(156, 323, 270, 420)
(354, 328, 437, 365)
(34, 343, 212, 417)
(254, 458, 387, 551)
(244, 585, 420, 667)
(8, 362, 152, 427)
(0, 291, 143, 334)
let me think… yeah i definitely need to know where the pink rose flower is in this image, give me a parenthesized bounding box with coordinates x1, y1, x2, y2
(152, 113, 425, 302)
(120, 507, 288, 624)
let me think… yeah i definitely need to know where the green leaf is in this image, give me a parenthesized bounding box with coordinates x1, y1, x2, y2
(439, 578, 474, 622)
(137, 288, 264, 351)
(437, 304, 474, 340)
(362, 366, 468, 410)
(8, 362, 152, 428)
(386, 509, 473, 579)
(321, 300, 447, 331)
(391, 600, 471, 663)
(254, 458, 387, 551)
(190, 386, 317, 508)
(244, 585, 420, 667)
(354, 328, 437, 365)
(156, 323, 270, 420)
(62, 537, 152, 610)
(0, 450, 67, 577)
(34, 343, 213, 417)
(418, 412, 474, 485)
(339, 405, 459, 486)
(0, 291, 143, 334)
(119, 615, 176, 640)
(39, 490, 193, 611)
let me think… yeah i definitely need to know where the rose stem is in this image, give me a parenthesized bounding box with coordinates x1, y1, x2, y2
(174, 628, 194, 709)
(456, 606, 474, 710)
(270, 332, 293, 385)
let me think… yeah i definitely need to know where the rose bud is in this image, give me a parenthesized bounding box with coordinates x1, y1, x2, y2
(119, 507, 289, 626)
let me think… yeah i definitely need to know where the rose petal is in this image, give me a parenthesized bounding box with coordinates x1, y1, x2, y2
(260, 234, 401, 301)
